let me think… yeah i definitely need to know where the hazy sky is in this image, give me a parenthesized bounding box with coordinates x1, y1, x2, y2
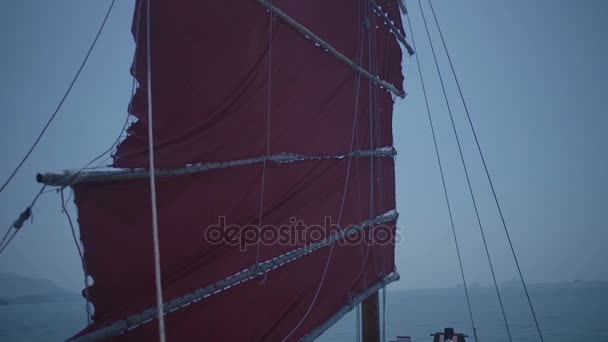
(0, 0, 606, 295)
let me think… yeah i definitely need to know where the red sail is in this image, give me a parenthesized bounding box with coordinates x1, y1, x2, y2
(113, 0, 403, 168)
(73, 0, 405, 340)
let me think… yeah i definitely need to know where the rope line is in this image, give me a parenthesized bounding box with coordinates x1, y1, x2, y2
(145, 1, 166, 341)
(353, 0, 370, 292)
(255, 1, 274, 283)
(426, 1, 544, 339)
(405, 12, 478, 342)
(416, 0, 512, 340)
(0, 230, 19, 256)
(0, 0, 116, 193)
(351, 0, 377, 302)
(0, 224, 14, 253)
(349, 4, 368, 331)
(281, 4, 367, 339)
(64, 0, 142, 182)
(0, 185, 47, 256)
(366, 0, 380, 279)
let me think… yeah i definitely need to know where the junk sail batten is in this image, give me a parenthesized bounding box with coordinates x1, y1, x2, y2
(112, 0, 404, 168)
(370, 0, 414, 55)
(37, 147, 397, 187)
(63, 0, 406, 340)
(70, 211, 398, 342)
(256, 0, 405, 98)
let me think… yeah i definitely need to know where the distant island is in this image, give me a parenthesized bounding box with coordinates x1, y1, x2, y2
(456, 279, 608, 289)
(0, 272, 82, 305)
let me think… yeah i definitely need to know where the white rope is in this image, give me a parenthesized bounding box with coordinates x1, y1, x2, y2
(145, 1, 166, 341)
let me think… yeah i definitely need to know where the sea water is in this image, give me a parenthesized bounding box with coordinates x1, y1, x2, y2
(1, 283, 606, 341)
(319, 284, 608, 341)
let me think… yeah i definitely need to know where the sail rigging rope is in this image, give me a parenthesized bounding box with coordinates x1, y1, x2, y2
(352, 0, 379, 295)
(0, 227, 18, 256)
(281, 3, 367, 339)
(67, 0, 143, 181)
(45, 1, 139, 326)
(0, 185, 46, 256)
(64, 0, 142, 183)
(405, 11, 479, 342)
(255, 0, 274, 283)
(416, 0, 513, 340)
(426, 1, 544, 340)
(68, 110, 130, 175)
(352, 0, 370, 293)
(0, 0, 116, 194)
(354, 3, 367, 340)
(145, 1, 167, 341)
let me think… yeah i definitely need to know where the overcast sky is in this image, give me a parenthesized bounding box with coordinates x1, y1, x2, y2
(0, 0, 606, 295)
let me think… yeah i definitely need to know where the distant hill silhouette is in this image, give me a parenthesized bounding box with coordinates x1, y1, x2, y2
(0, 272, 81, 305)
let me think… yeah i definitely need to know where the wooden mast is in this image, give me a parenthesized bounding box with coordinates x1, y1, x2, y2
(362, 291, 381, 342)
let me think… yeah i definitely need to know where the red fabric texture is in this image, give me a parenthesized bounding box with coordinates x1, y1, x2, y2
(74, 158, 396, 340)
(74, 0, 405, 340)
(113, 0, 403, 168)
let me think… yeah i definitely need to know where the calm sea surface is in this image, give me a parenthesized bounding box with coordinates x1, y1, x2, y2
(1, 283, 606, 341)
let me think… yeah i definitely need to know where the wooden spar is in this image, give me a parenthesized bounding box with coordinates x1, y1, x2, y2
(255, 0, 405, 98)
(36, 147, 396, 187)
(362, 292, 381, 342)
(371, 0, 415, 56)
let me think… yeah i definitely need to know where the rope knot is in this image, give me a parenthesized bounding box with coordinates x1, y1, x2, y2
(13, 207, 32, 229)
